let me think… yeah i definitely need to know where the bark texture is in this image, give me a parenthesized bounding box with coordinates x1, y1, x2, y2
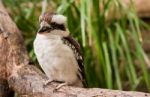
(125, 0, 150, 17)
(0, 1, 150, 97)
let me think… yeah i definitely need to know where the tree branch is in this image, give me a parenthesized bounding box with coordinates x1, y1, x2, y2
(0, 1, 150, 97)
(124, 0, 150, 18)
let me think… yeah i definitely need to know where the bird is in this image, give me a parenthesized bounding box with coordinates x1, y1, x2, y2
(34, 12, 85, 89)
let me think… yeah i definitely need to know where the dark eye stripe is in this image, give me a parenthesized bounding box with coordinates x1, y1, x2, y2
(51, 23, 66, 31)
(40, 26, 52, 32)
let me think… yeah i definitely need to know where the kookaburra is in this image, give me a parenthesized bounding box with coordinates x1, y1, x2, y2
(34, 12, 85, 88)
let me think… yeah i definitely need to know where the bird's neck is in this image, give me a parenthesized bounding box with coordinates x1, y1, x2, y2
(36, 33, 61, 40)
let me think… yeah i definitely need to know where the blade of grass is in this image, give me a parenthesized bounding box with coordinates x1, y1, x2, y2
(107, 28, 122, 89)
(116, 24, 138, 90)
(80, 0, 86, 46)
(102, 42, 113, 89)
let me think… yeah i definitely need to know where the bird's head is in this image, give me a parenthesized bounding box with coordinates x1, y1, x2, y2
(37, 12, 69, 37)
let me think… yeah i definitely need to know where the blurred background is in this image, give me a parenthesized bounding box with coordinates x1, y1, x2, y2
(3, 0, 150, 92)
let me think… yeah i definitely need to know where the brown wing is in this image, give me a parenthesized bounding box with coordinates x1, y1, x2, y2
(62, 36, 85, 81)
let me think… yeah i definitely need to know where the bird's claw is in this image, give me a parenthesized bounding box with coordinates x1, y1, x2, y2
(53, 82, 68, 92)
(44, 79, 53, 86)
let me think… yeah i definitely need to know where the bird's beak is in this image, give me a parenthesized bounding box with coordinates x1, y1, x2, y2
(37, 27, 44, 33)
(37, 26, 52, 33)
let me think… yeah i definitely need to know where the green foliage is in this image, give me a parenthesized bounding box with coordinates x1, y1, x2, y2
(3, 0, 150, 91)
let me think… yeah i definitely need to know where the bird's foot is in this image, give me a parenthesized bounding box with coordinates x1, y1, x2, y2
(53, 82, 68, 92)
(44, 79, 54, 86)
(56, 82, 68, 90)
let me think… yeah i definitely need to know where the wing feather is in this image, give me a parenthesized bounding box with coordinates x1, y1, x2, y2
(62, 36, 85, 81)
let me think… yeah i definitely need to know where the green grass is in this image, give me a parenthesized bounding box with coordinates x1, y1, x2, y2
(3, 0, 150, 92)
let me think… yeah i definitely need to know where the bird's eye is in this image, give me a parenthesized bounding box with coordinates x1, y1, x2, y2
(50, 22, 66, 31)
(42, 26, 52, 32)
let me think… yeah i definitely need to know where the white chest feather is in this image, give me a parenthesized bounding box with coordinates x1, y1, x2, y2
(34, 34, 79, 84)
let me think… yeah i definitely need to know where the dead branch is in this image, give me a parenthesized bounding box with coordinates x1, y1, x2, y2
(0, 1, 150, 97)
(124, 0, 150, 18)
